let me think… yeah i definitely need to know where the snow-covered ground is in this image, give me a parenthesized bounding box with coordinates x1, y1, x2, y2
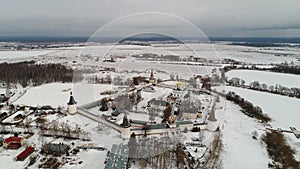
(15, 83, 73, 107)
(213, 43, 300, 65)
(0, 50, 57, 62)
(14, 82, 115, 107)
(218, 86, 300, 129)
(226, 69, 300, 88)
(1, 42, 298, 65)
(1, 42, 300, 168)
(221, 100, 270, 169)
(0, 112, 124, 169)
(215, 86, 300, 161)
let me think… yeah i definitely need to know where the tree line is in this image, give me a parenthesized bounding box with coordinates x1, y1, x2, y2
(0, 61, 74, 87)
(226, 91, 271, 123)
(263, 131, 300, 169)
(224, 64, 300, 75)
(227, 77, 300, 98)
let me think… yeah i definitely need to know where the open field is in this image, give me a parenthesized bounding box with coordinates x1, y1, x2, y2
(226, 69, 300, 88)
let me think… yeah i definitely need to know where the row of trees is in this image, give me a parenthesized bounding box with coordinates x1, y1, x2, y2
(227, 77, 300, 98)
(99, 91, 143, 113)
(226, 91, 271, 123)
(262, 131, 300, 169)
(249, 81, 300, 98)
(227, 77, 245, 86)
(224, 64, 300, 75)
(38, 117, 90, 141)
(94, 75, 112, 84)
(0, 61, 74, 87)
(270, 65, 300, 75)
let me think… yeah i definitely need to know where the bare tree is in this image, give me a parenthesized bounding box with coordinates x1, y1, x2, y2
(99, 97, 109, 111)
(51, 120, 59, 136)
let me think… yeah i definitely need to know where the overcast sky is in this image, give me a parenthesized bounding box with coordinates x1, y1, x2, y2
(1, 0, 300, 38)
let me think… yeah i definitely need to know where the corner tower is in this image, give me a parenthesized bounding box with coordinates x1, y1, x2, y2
(67, 92, 77, 115)
(149, 69, 156, 84)
(207, 103, 218, 131)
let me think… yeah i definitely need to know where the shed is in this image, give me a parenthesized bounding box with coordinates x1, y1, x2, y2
(16, 146, 35, 161)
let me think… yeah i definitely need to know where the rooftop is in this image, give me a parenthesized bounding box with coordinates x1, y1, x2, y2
(105, 144, 128, 169)
(67, 95, 77, 105)
(4, 137, 22, 143)
(148, 98, 169, 107)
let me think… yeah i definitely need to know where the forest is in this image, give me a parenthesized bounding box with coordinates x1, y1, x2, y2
(0, 61, 75, 87)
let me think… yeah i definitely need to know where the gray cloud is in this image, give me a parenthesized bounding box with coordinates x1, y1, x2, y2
(1, 0, 300, 37)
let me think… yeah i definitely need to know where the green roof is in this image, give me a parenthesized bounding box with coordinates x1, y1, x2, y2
(176, 121, 193, 125)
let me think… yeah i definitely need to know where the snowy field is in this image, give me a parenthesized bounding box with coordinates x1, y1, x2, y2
(1, 42, 300, 168)
(226, 69, 300, 88)
(217, 86, 300, 129)
(221, 100, 270, 169)
(14, 82, 114, 107)
(215, 86, 300, 161)
(213, 43, 300, 65)
(3, 43, 299, 66)
(15, 83, 73, 107)
(0, 50, 57, 62)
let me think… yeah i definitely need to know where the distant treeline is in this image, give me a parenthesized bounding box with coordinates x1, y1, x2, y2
(224, 65, 300, 75)
(0, 61, 74, 87)
(229, 42, 300, 48)
(270, 65, 300, 75)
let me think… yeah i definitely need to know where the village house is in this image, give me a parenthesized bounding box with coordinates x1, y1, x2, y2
(3, 136, 25, 149)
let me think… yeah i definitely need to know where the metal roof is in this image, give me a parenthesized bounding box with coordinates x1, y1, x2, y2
(67, 95, 77, 105)
(176, 121, 194, 125)
(148, 98, 169, 107)
(104, 144, 128, 169)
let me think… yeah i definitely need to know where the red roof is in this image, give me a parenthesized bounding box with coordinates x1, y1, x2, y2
(4, 137, 22, 143)
(17, 146, 34, 160)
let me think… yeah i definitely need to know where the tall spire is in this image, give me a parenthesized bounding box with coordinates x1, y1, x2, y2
(121, 114, 131, 128)
(207, 104, 217, 122)
(150, 69, 154, 79)
(149, 69, 155, 84)
(215, 95, 220, 102)
(67, 92, 77, 105)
